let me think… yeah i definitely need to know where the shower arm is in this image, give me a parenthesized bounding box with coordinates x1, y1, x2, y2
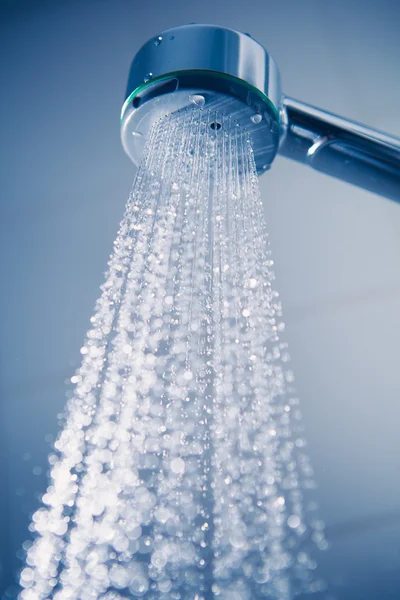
(279, 96, 400, 202)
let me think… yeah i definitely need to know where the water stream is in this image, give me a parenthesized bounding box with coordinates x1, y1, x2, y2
(19, 107, 326, 600)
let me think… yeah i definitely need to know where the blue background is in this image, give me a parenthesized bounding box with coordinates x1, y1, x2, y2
(1, 1, 400, 598)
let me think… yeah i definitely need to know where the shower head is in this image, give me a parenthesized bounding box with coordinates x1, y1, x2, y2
(121, 24, 400, 200)
(120, 24, 281, 174)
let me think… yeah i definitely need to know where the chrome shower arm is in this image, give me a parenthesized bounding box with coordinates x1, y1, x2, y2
(279, 97, 400, 203)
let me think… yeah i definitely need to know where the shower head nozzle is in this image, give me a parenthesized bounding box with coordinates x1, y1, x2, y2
(121, 24, 282, 174)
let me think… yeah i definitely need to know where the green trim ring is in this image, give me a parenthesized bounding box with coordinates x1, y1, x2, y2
(120, 69, 280, 125)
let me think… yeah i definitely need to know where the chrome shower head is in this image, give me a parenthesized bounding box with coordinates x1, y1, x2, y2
(120, 24, 281, 174)
(121, 24, 400, 201)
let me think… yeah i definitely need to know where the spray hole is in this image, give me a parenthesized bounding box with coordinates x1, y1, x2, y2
(132, 97, 141, 108)
(210, 122, 222, 131)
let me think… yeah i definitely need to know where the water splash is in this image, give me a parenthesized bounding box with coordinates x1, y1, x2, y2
(19, 107, 326, 600)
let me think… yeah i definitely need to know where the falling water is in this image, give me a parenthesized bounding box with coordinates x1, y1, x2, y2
(19, 107, 326, 600)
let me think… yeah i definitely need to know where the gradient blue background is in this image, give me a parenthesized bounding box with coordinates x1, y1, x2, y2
(1, 0, 400, 598)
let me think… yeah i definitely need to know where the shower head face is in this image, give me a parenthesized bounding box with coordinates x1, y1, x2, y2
(121, 24, 282, 174)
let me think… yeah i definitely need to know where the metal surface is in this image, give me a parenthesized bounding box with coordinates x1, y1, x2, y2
(279, 97, 400, 202)
(121, 23, 400, 201)
(123, 24, 281, 115)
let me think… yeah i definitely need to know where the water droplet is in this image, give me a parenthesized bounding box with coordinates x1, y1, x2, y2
(189, 94, 206, 107)
(229, 530, 247, 549)
(154, 36, 163, 46)
(251, 113, 262, 124)
(171, 457, 185, 474)
(144, 73, 153, 82)
(288, 515, 301, 529)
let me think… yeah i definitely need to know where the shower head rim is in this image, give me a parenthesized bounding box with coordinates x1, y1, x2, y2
(120, 69, 280, 124)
